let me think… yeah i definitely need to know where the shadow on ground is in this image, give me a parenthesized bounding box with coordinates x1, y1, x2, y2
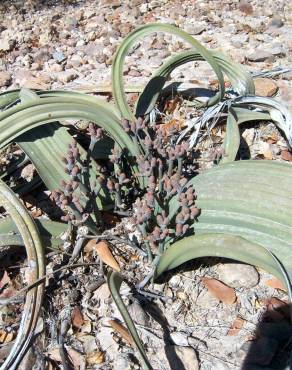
(155, 258, 292, 370)
(242, 303, 292, 370)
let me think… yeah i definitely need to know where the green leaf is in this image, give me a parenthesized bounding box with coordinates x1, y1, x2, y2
(0, 153, 29, 180)
(221, 107, 240, 164)
(17, 123, 112, 210)
(107, 271, 152, 370)
(0, 179, 44, 369)
(0, 89, 145, 193)
(136, 49, 254, 117)
(91, 136, 115, 159)
(0, 216, 67, 248)
(19, 88, 40, 103)
(168, 160, 292, 280)
(156, 233, 292, 304)
(112, 23, 225, 120)
(0, 90, 139, 157)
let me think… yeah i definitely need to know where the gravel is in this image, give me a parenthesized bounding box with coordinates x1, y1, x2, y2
(0, 1, 291, 369)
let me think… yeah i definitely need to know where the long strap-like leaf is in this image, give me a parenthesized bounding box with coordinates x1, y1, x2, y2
(168, 160, 292, 279)
(221, 106, 240, 163)
(0, 180, 45, 369)
(156, 233, 292, 307)
(112, 23, 225, 120)
(0, 216, 67, 248)
(107, 271, 152, 370)
(136, 49, 254, 117)
(0, 96, 136, 155)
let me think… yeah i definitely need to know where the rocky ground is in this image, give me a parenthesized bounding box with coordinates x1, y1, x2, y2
(0, 0, 291, 102)
(0, 0, 292, 370)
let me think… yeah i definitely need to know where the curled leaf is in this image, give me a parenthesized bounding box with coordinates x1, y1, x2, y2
(85, 240, 120, 271)
(109, 319, 133, 345)
(86, 351, 105, 365)
(71, 307, 84, 330)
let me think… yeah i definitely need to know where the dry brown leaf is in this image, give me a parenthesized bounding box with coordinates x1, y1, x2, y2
(76, 315, 92, 337)
(227, 317, 245, 336)
(264, 277, 286, 291)
(71, 307, 84, 330)
(109, 319, 133, 345)
(0, 330, 14, 344)
(164, 96, 182, 114)
(65, 348, 86, 370)
(281, 150, 292, 162)
(0, 271, 11, 290)
(86, 351, 105, 365)
(266, 133, 278, 144)
(201, 277, 237, 305)
(209, 79, 231, 88)
(161, 119, 184, 134)
(84, 240, 120, 271)
(0, 271, 16, 299)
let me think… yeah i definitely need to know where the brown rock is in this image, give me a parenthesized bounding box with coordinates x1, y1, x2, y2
(254, 78, 278, 97)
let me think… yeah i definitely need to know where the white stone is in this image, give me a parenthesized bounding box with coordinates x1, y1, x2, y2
(217, 263, 259, 289)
